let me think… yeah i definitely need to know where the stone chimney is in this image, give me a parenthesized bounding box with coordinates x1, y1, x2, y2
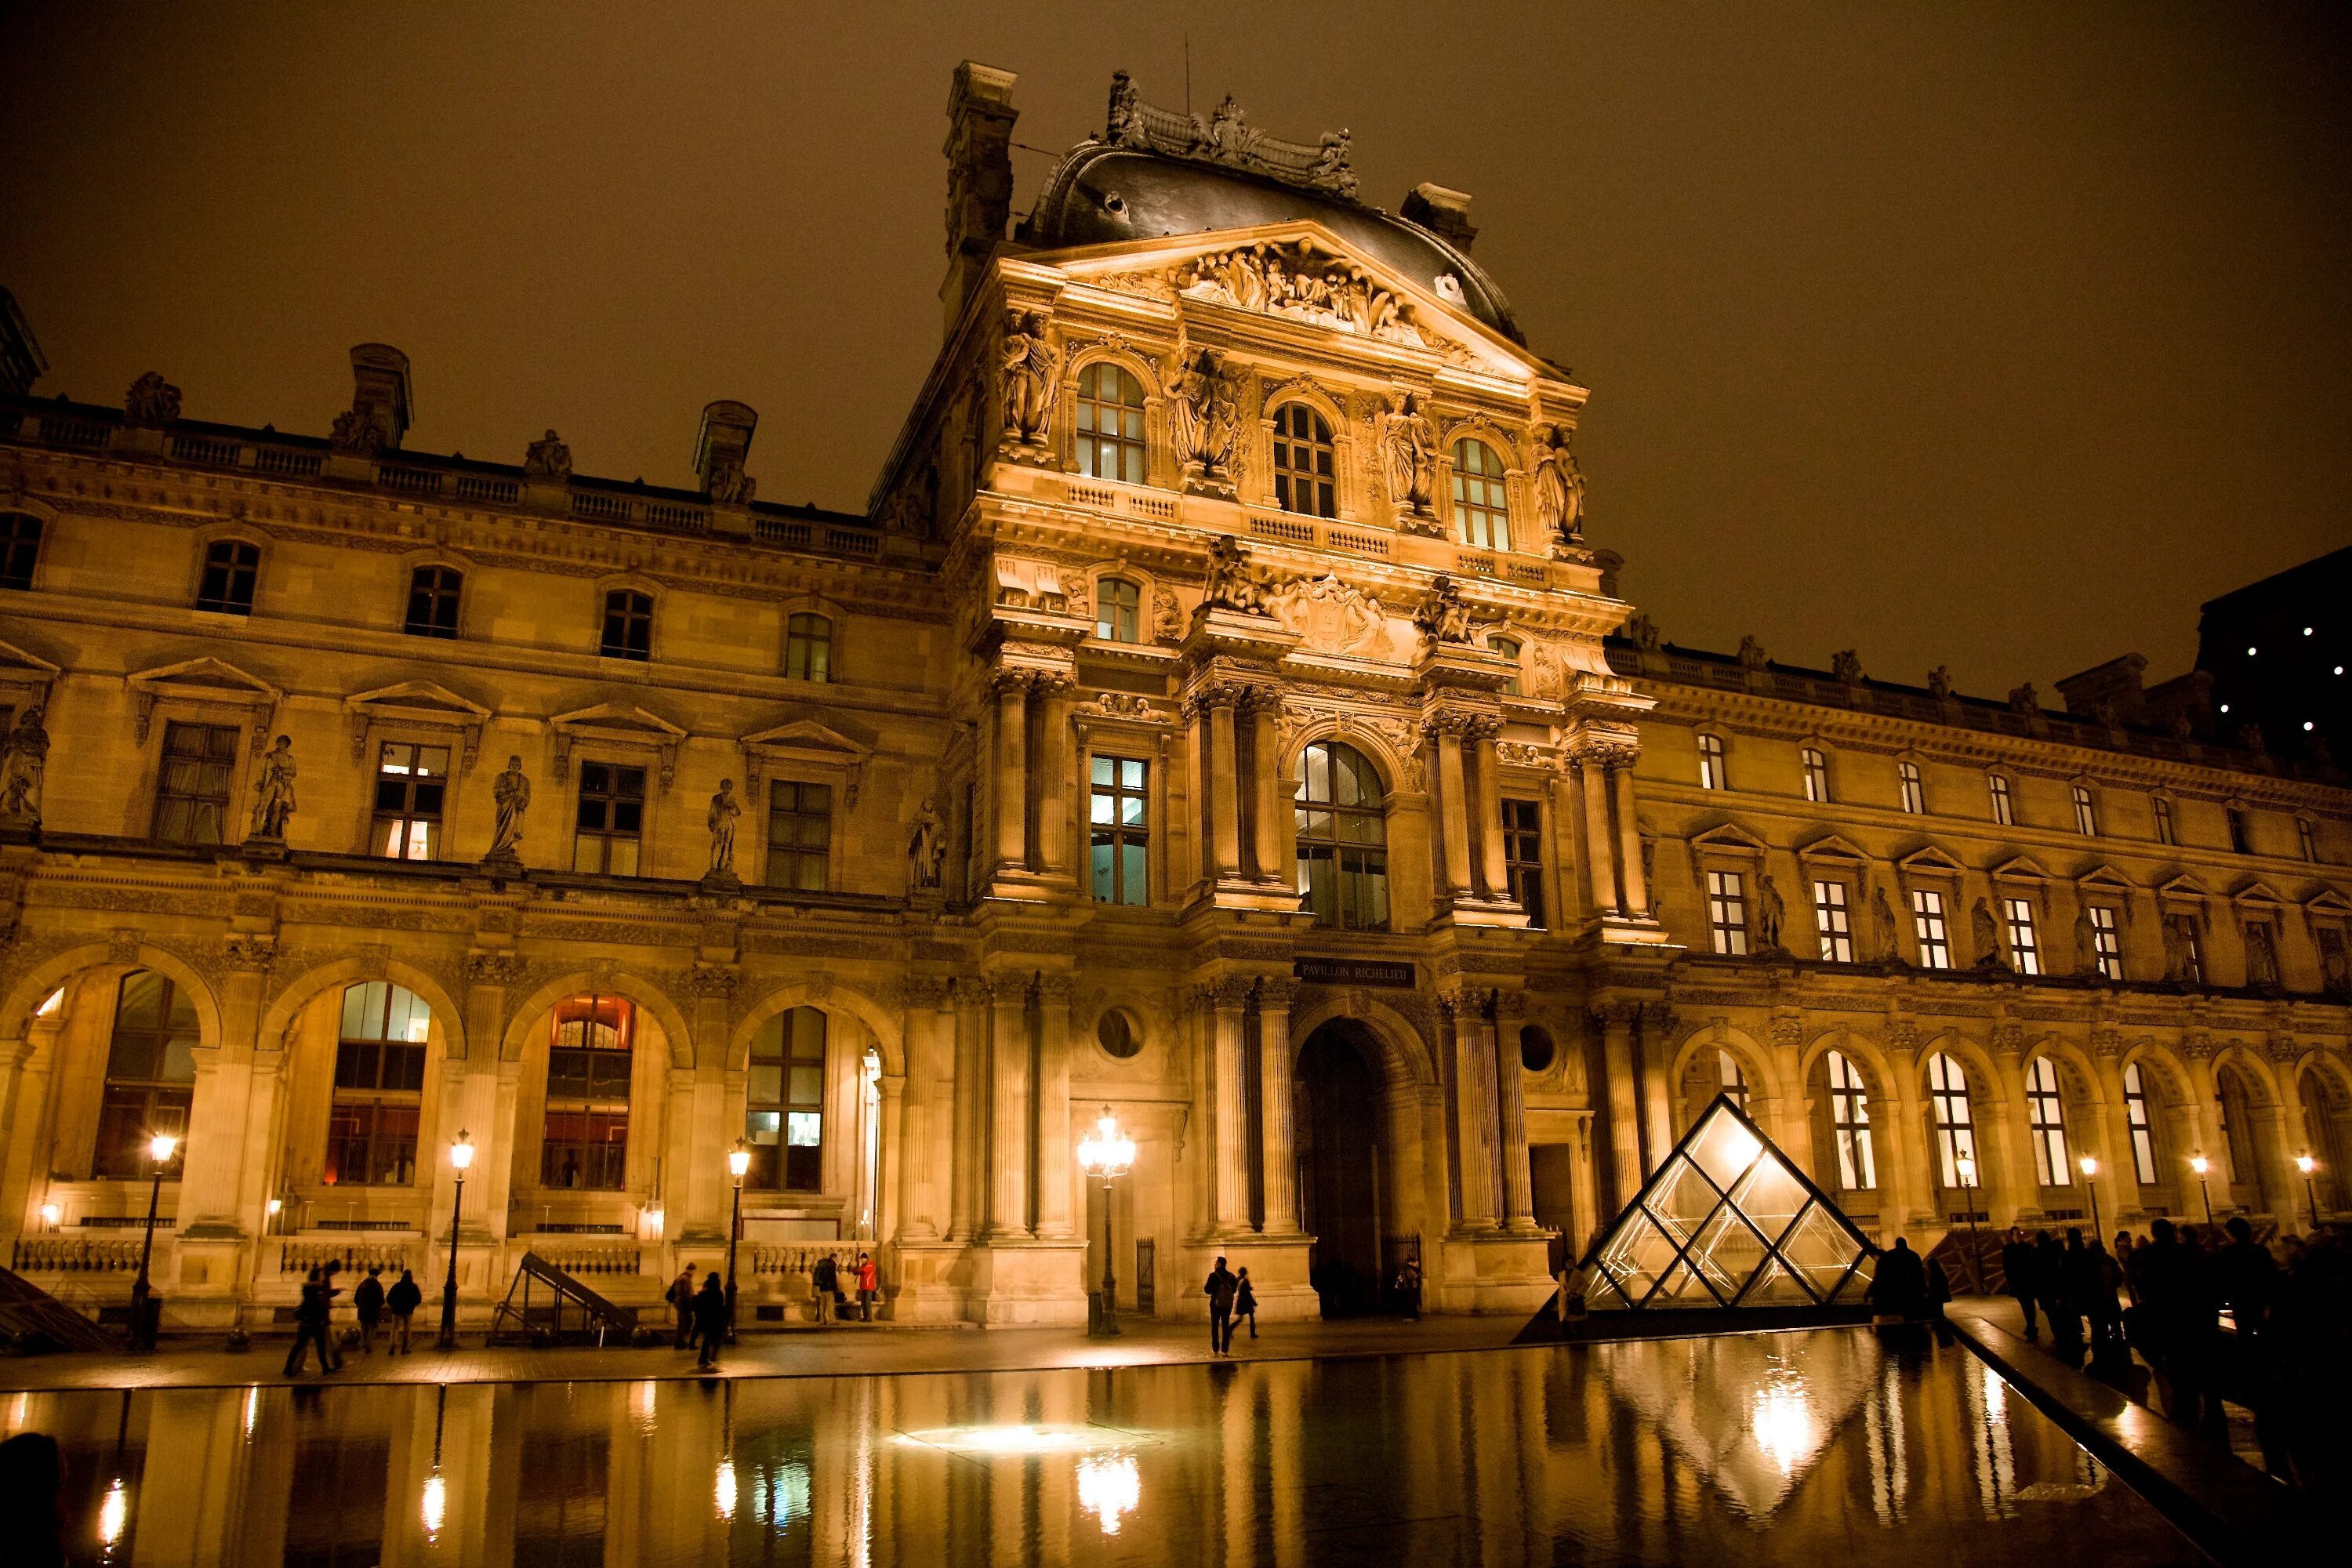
(2055, 654, 2148, 724)
(941, 61, 1018, 337)
(695, 400, 759, 503)
(1401, 183, 1478, 251)
(342, 343, 413, 452)
(0, 288, 45, 397)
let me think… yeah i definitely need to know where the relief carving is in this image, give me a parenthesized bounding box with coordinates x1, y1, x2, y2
(1269, 573, 1395, 660)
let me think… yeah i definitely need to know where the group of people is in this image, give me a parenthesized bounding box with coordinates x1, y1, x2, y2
(283, 1261, 423, 1376)
(1202, 1257, 1261, 1352)
(662, 1251, 880, 1368)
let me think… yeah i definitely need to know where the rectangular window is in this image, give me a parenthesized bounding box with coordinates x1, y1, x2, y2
(1988, 775, 2013, 826)
(2089, 906, 2124, 981)
(2153, 796, 2176, 845)
(785, 613, 833, 682)
(572, 762, 645, 875)
(1812, 880, 1853, 963)
(372, 742, 449, 861)
(764, 779, 832, 891)
(1697, 734, 1726, 791)
(1706, 869, 1749, 956)
(2123, 1061, 2158, 1185)
(325, 984, 429, 1186)
(2299, 819, 2320, 863)
(196, 539, 260, 613)
(2002, 897, 2042, 975)
(1089, 757, 1149, 906)
(543, 997, 631, 1190)
(2072, 785, 2099, 836)
(1911, 888, 1953, 969)
(2025, 1057, 2071, 1186)
(2227, 806, 2251, 855)
(151, 720, 242, 845)
(1, 512, 42, 590)
(1802, 747, 1829, 804)
(1897, 760, 1925, 815)
(1501, 798, 1545, 927)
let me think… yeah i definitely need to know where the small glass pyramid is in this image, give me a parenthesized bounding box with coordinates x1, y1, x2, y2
(1580, 1094, 1876, 1310)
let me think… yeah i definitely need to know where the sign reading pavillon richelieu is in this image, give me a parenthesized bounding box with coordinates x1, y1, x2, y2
(1293, 956, 1418, 989)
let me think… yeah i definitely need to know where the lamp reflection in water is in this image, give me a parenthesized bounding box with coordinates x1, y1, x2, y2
(99, 1477, 129, 1552)
(1077, 1453, 1142, 1535)
(421, 1473, 447, 1541)
(715, 1458, 738, 1523)
(895, 1424, 1141, 1455)
(1750, 1375, 1817, 1477)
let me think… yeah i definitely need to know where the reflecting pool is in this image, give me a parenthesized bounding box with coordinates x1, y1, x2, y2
(6, 1329, 2199, 1565)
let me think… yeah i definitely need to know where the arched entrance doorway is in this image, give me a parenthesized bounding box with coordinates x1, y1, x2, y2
(1297, 1021, 1387, 1317)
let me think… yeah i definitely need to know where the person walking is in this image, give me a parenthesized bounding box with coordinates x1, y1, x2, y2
(1235, 1267, 1259, 1340)
(693, 1272, 728, 1370)
(320, 1259, 347, 1370)
(668, 1263, 699, 1349)
(2036, 1231, 2082, 1363)
(283, 1267, 336, 1377)
(1999, 1227, 2040, 1339)
(811, 1254, 840, 1326)
(855, 1252, 878, 1323)
(385, 1267, 422, 1353)
(1205, 1256, 1239, 1354)
(1397, 1256, 1423, 1322)
(353, 1266, 386, 1355)
(1867, 1237, 1927, 1319)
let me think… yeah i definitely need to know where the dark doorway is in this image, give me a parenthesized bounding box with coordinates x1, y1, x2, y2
(1298, 1022, 1386, 1317)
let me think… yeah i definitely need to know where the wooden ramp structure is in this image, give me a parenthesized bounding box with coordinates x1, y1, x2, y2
(486, 1251, 640, 1347)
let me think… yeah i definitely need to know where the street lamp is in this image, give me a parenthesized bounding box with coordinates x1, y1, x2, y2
(1955, 1153, 1982, 1292)
(2078, 1154, 2102, 1242)
(2296, 1154, 2321, 1232)
(726, 1142, 751, 1341)
(129, 1133, 177, 1352)
(2189, 1155, 2214, 1226)
(437, 1131, 473, 1350)
(1076, 1107, 1137, 1338)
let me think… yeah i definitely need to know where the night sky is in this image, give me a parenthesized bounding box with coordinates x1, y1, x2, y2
(3, 3, 2346, 696)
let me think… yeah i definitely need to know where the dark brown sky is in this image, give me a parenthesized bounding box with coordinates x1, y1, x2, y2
(4, 2, 2347, 695)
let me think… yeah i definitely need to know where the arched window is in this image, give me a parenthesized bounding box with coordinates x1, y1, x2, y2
(96, 971, 196, 1178)
(2302, 1069, 2350, 1211)
(1272, 404, 1336, 518)
(404, 566, 462, 638)
(1488, 633, 1523, 695)
(2123, 1060, 2159, 1185)
(2216, 1063, 2258, 1188)
(1075, 362, 1147, 484)
(1696, 733, 1726, 790)
(1094, 578, 1142, 643)
(746, 1007, 826, 1192)
(2024, 1057, 2071, 1185)
(197, 539, 260, 614)
(1801, 747, 1830, 803)
(786, 612, 833, 681)
(543, 996, 632, 1190)
(1, 512, 43, 591)
(1826, 1050, 1875, 1189)
(1295, 741, 1388, 931)
(1925, 1051, 1977, 1190)
(1716, 1050, 1749, 1112)
(326, 982, 430, 1186)
(1450, 438, 1510, 550)
(601, 590, 653, 660)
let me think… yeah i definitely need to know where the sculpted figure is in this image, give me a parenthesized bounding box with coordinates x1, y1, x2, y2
(249, 735, 297, 840)
(706, 779, 741, 877)
(1201, 535, 1273, 615)
(999, 310, 1060, 445)
(1623, 612, 1661, 652)
(2009, 682, 2038, 715)
(1105, 69, 1144, 144)
(1736, 635, 1768, 670)
(123, 372, 182, 429)
(1311, 129, 1358, 198)
(1755, 874, 1787, 951)
(1831, 649, 1864, 684)
(1970, 898, 2003, 967)
(1530, 424, 1585, 547)
(1927, 666, 1955, 700)
(1167, 348, 1242, 483)
(488, 755, 531, 861)
(524, 429, 573, 479)
(1411, 575, 1477, 648)
(1872, 884, 1904, 964)
(329, 406, 382, 456)
(2074, 905, 2101, 977)
(908, 797, 945, 891)
(0, 704, 50, 826)
(1152, 584, 1185, 644)
(1378, 393, 1438, 520)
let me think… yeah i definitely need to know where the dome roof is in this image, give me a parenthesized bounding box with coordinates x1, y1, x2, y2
(1018, 144, 1525, 346)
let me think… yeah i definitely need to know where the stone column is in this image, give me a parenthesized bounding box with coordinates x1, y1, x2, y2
(947, 986, 983, 1242)
(1033, 975, 1076, 1238)
(1207, 695, 1242, 880)
(1494, 995, 1537, 1228)
(1448, 990, 1501, 1229)
(1208, 979, 1253, 1236)
(1257, 978, 1300, 1233)
(1880, 1030, 1931, 1234)
(1610, 760, 1649, 916)
(1987, 1029, 2037, 1224)
(896, 982, 952, 1240)
(1034, 677, 1074, 876)
(2264, 1039, 2313, 1226)
(1638, 1004, 1676, 1175)
(993, 672, 1030, 872)
(0, 1017, 59, 1237)
(2182, 1042, 2223, 1186)
(875, 1071, 904, 1246)
(1472, 720, 1510, 902)
(1597, 1004, 1642, 1214)
(1434, 724, 1475, 898)
(1573, 759, 1618, 916)
(984, 975, 1031, 1240)
(1250, 693, 1286, 884)
(2088, 1033, 2147, 1222)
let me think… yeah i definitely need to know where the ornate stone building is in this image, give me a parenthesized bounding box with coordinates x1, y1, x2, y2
(0, 65, 2345, 1330)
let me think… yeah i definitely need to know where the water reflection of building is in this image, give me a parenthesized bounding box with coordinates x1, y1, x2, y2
(0, 60, 2347, 1337)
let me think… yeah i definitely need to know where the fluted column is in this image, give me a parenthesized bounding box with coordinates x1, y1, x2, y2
(1435, 725, 1475, 898)
(984, 975, 1031, 1240)
(947, 985, 982, 1240)
(993, 672, 1030, 872)
(1987, 1029, 2037, 1223)
(1639, 1003, 1675, 1177)
(1035, 677, 1075, 876)
(1494, 995, 1536, 1228)
(1208, 979, 1253, 1235)
(1610, 761, 1648, 916)
(1597, 1004, 1643, 1214)
(1033, 975, 1076, 1237)
(2088, 1032, 2144, 1224)
(1448, 989, 1501, 1229)
(1472, 720, 1510, 902)
(1880, 1029, 1931, 1233)
(895, 982, 947, 1240)
(1207, 696, 1243, 880)
(1573, 759, 1617, 916)
(1257, 978, 1300, 1233)
(1250, 692, 1286, 884)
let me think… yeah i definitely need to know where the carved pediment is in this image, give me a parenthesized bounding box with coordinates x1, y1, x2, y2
(1989, 853, 2056, 883)
(2074, 862, 2136, 893)
(1793, 830, 1871, 866)
(1689, 821, 1769, 858)
(0, 638, 61, 702)
(1895, 844, 1968, 877)
(739, 718, 875, 804)
(126, 655, 282, 744)
(2305, 888, 2352, 918)
(344, 681, 493, 769)
(2230, 878, 2288, 909)
(2157, 872, 2212, 904)
(550, 702, 688, 789)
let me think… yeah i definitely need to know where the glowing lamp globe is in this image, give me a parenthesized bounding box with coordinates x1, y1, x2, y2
(2189, 1156, 2209, 1178)
(448, 1131, 474, 1172)
(728, 1143, 752, 1180)
(1076, 1108, 1136, 1181)
(148, 1133, 178, 1164)
(2297, 1154, 2318, 1177)
(2078, 1155, 2097, 1179)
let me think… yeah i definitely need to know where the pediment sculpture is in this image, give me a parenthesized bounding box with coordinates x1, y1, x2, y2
(1167, 241, 1440, 350)
(124, 372, 182, 429)
(1272, 573, 1396, 661)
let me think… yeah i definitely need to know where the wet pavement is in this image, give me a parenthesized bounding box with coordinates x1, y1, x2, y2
(7, 1327, 2204, 1566)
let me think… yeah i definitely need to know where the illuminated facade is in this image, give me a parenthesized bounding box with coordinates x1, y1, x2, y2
(0, 63, 2346, 1332)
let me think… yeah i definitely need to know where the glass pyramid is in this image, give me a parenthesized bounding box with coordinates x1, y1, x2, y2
(1579, 1094, 1876, 1311)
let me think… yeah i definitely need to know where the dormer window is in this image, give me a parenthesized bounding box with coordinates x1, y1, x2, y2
(1451, 438, 1510, 551)
(1075, 362, 1147, 484)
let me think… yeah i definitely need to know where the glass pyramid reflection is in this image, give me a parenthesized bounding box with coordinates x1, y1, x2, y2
(1580, 1094, 1877, 1310)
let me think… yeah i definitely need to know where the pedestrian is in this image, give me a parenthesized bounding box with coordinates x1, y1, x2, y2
(0, 1432, 67, 1568)
(2034, 1230, 2082, 1362)
(693, 1272, 728, 1369)
(1398, 1256, 1423, 1322)
(1205, 1255, 1239, 1354)
(668, 1263, 699, 1349)
(283, 1267, 336, 1377)
(1867, 1237, 1927, 1319)
(2216, 1215, 2276, 1341)
(855, 1252, 878, 1322)
(1999, 1227, 2040, 1339)
(321, 1259, 347, 1370)
(811, 1254, 839, 1326)
(1925, 1255, 1954, 1320)
(353, 1265, 386, 1355)
(1236, 1267, 1259, 1340)
(385, 1267, 422, 1353)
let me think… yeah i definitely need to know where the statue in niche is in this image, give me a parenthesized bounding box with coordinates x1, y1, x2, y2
(1755, 873, 1788, 951)
(487, 755, 531, 864)
(1831, 649, 1864, 684)
(999, 310, 1061, 447)
(1201, 535, 1276, 615)
(706, 455, 755, 504)
(1736, 636, 1768, 670)
(1377, 393, 1439, 523)
(2245, 923, 2281, 986)
(1530, 424, 1585, 549)
(0, 704, 50, 827)
(1970, 898, 2003, 967)
(249, 735, 298, 840)
(1167, 347, 1242, 489)
(2073, 905, 2101, 977)
(123, 372, 181, 429)
(706, 779, 742, 879)
(524, 430, 573, 479)
(1927, 666, 1955, 701)
(1152, 584, 1185, 644)
(908, 797, 946, 892)
(1411, 575, 1477, 648)
(1872, 884, 1904, 964)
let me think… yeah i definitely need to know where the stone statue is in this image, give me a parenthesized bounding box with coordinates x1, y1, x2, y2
(1736, 636, 1768, 670)
(123, 372, 182, 429)
(2073, 904, 2100, 977)
(1377, 393, 1438, 523)
(2009, 683, 2038, 716)
(329, 406, 382, 456)
(1201, 535, 1275, 615)
(249, 735, 297, 840)
(0, 704, 50, 827)
(1105, 69, 1144, 145)
(1831, 649, 1864, 684)
(1411, 575, 1476, 648)
(999, 310, 1060, 447)
(1623, 612, 1661, 652)
(487, 755, 531, 863)
(1531, 424, 1585, 549)
(706, 779, 741, 878)
(1152, 583, 1185, 644)
(1755, 873, 1787, 951)
(523, 429, 573, 479)
(2161, 917, 2191, 982)
(1167, 348, 1241, 488)
(1311, 129, 1358, 199)
(1927, 666, 1955, 700)
(1970, 898, 2002, 967)
(2245, 923, 2281, 986)
(706, 454, 755, 504)
(1872, 884, 1904, 964)
(908, 797, 945, 891)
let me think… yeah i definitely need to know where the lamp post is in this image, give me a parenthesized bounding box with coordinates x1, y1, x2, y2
(2296, 1154, 2321, 1232)
(1076, 1107, 1137, 1338)
(437, 1131, 473, 1350)
(2078, 1154, 2102, 1241)
(129, 1133, 177, 1352)
(1955, 1153, 1982, 1293)
(725, 1142, 750, 1341)
(2189, 1155, 2214, 1227)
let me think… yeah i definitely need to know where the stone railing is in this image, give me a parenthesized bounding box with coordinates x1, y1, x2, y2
(11, 1236, 147, 1273)
(748, 1243, 866, 1279)
(531, 1241, 645, 1279)
(278, 1238, 415, 1276)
